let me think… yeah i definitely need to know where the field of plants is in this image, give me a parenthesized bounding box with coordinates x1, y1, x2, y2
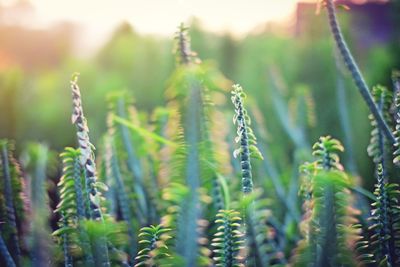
(1, 0, 400, 266)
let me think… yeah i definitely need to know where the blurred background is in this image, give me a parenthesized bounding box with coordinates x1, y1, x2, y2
(0, 0, 399, 188)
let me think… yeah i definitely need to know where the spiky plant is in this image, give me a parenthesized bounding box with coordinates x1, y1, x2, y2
(174, 23, 197, 65)
(392, 71, 400, 125)
(58, 148, 87, 220)
(82, 218, 129, 266)
(70, 74, 110, 266)
(356, 84, 400, 266)
(293, 162, 317, 265)
(21, 143, 53, 267)
(393, 88, 400, 166)
(54, 146, 129, 267)
(134, 225, 171, 267)
(266, 66, 310, 151)
(56, 211, 74, 267)
(70, 74, 104, 222)
(0, 229, 15, 267)
(168, 24, 227, 210)
(258, 70, 307, 224)
(357, 164, 400, 266)
(211, 210, 244, 267)
(292, 136, 357, 267)
(367, 85, 393, 172)
(312, 136, 344, 171)
(160, 182, 190, 230)
(323, 0, 395, 144)
(393, 71, 400, 97)
(53, 147, 94, 266)
(334, 51, 358, 175)
(236, 191, 285, 267)
(106, 91, 156, 226)
(289, 85, 316, 131)
(162, 24, 230, 266)
(231, 84, 263, 195)
(0, 140, 23, 267)
(98, 141, 118, 219)
(149, 107, 171, 186)
(104, 127, 137, 262)
(160, 182, 211, 266)
(231, 85, 286, 266)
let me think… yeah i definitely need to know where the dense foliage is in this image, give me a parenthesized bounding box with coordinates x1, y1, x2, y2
(1, 2, 400, 267)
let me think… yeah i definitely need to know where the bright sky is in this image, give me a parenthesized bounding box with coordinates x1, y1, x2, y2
(3, 0, 314, 53)
(8, 0, 313, 33)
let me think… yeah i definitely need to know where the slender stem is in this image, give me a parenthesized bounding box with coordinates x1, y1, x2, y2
(334, 50, 358, 175)
(61, 214, 73, 267)
(177, 79, 202, 267)
(71, 152, 87, 219)
(377, 95, 388, 178)
(177, 23, 192, 65)
(393, 72, 400, 95)
(116, 98, 149, 224)
(70, 75, 110, 267)
(376, 165, 392, 264)
(0, 232, 16, 267)
(0, 143, 21, 266)
(71, 76, 103, 221)
(106, 137, 137, 262)
(234, 94, 253, 194)
(392, 72, 400, 123)
(325, 0, 395, 144)
(267, 67, 310, 150)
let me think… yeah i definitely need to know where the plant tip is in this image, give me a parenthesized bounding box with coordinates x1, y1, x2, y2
(71, 72, 80, 83)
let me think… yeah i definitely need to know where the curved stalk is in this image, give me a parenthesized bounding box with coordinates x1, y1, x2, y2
(325, 0, 395, 144)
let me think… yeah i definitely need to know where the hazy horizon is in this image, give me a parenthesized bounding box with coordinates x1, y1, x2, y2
(1, 0, 315, 55)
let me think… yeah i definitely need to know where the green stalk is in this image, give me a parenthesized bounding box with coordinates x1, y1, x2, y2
(267, 67, 310, 150)
(70, 74, 110, 267)
(28, 144, 51, 267)
(393, 72, 400, 126)
(176, 80, 202, 266)
(231, 85, 258, 194)
(134, 225, 171, 266)
(376, 165, 392, 264)
(0, 141, 21, 266)
(0, 231, 16, 267)
(58, 148, 94, 266)
(334, 51, 358, 175)
(325, 0, 395, 144)
(60, 213, 73, 267)
(248, 112, 301, 222)
(171, 25, 213, 266)
(378, 93, 387, 176)
(63, 148, 87, 219)
(105, 137, 137, 262)
(176, 23, 193, 65)
(393, 72, 400, 95)
(245, 211, 270, 266)
(211, 210, 244, 267)
(70, 76, 103, 221)
(316, 182, 337, 266)
(115, 98, 150, 224)
(232, 85, 271, 265)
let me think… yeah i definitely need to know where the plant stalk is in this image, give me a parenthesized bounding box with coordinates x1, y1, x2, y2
(326, 0, 395, 144)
